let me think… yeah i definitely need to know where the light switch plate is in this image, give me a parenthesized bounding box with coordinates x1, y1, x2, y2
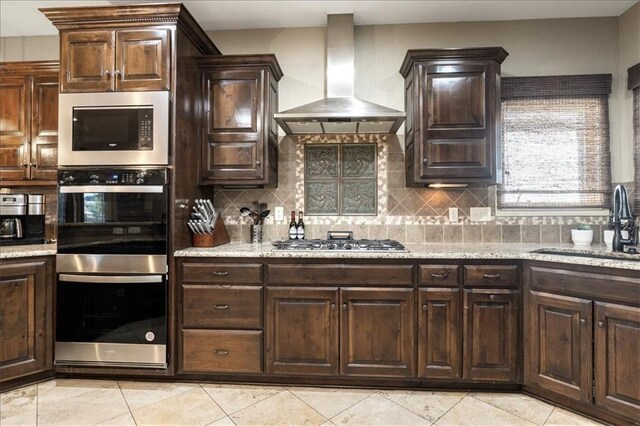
(274, 206, 284, 222)
(448, 207, 458, 223)
(470, 207, 492, 222)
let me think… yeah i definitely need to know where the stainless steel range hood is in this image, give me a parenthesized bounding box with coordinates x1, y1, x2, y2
(274, 14, 405, 135)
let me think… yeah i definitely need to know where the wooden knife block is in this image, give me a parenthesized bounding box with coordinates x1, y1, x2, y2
(192, 213, 230, 248)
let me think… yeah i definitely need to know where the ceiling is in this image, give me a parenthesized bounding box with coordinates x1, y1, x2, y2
(0, 0, 637, 37)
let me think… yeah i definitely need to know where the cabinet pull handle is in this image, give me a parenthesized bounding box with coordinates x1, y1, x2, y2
(597, 321, 605, 327)
(580, 318, 587, 324)
(115, 69, 122, 79)
(213, 271, 229, 276)
(422, 304, 428, 311)
(214, 349, 229, 356)
(21, 162, 29, 168)
(483, 273, 500, 280)
(104, 70, 111, 80)
(431, 272, 448, 280)
(214, 304, 229, 310)
(489, 294, 496, 301)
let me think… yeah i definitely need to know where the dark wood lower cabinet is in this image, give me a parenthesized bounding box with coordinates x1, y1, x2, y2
(0, 257, 52, 387)
(341, 288, 415, 377)
(265, 287, 339, 375)
(463, 289, 518, 382)
(418, 288, 461, 379)
(527, 291, 593, 403)
(594, 302, 640, 420)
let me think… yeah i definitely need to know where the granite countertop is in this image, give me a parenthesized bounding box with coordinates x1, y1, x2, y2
(0, 244, 57, 259)
(174, 242, 640, 271)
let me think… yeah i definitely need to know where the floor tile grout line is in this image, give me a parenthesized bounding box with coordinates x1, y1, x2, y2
(543, 406, 557, 425)
(199, 383, 287, 417)
(285, 388, 333, 424)
(362, 390, 433, 424)
(376, 389, 466, 424)
(199, 383, 234, 421)
(465, 393, 543, 425)
(116, 381, 138, 426)
(117, 381, 197, 413)
(430, 392, 470, 425)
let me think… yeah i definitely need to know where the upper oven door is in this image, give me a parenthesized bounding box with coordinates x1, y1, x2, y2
(57, 184, 167, 256)
(58, 91, 169, 166)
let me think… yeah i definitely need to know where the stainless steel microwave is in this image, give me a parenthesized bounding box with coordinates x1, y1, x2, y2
(58, 92, 170, 166)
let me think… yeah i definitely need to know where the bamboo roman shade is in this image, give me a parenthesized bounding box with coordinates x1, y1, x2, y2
(499, 74, 612, 209)
(629, 63, 640, 215)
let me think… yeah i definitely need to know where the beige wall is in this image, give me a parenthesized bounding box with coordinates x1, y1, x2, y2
(618, 2, 640, 183)
(1, 14, 635, 181)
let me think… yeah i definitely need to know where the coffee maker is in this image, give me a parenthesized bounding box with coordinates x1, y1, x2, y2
(0, 194, 45, 246)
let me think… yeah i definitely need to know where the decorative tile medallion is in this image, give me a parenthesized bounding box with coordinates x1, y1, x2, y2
(305, 181, 339, 215)
(342, 180, 377, 215)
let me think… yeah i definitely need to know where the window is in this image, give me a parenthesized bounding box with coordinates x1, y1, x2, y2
(629, 63, 640, 215)
(499, 75, 612, 210)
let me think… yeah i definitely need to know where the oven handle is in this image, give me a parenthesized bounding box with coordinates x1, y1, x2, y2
(60, 185, 164, 194)
(59, 274, 164, 284)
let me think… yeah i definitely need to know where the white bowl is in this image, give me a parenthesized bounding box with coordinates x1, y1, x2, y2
(571, 229, 593, 246)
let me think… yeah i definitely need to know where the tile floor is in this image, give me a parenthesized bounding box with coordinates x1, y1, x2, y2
(0, 379, 603, 426)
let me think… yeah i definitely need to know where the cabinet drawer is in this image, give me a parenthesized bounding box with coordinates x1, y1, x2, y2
(463, 265, 518, 288)
(419, 265, 460, 286)
(182, 329, 262, 373)
(267, 264, 413, 286)
(530, 265, 640, 305)
(182, 263, 262, 284)
(182, 286, 262, 329)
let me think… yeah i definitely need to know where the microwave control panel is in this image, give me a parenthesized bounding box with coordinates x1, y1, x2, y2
(138, 109, 153, 149)
(59, 169, 167, 185)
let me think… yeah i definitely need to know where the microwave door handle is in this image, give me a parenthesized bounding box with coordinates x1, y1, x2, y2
(58, 274, 164, 284)
(15, 219, 23, 238)
(60, 185, 164, 194)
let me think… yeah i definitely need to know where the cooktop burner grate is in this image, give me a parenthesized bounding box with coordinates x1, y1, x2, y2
(272, 239, 408, 252)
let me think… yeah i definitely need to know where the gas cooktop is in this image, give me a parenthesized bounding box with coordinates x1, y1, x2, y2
(272, 239, 408, 252)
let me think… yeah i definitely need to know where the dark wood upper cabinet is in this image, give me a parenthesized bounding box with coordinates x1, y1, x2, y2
(0, 61, 58, 183)
(418, 288, 461, 379)
(341, 288, 415, 377)
(594, 302, 640, 420)
(199, 55, 282, 187)
(0, 257, 53, 386)
(59, 28, 169, 92)
(527, 291, 593, 403)
(265, 287, 339, 376)
(400, 48, 508, 186)
(463, 288, 518, 382)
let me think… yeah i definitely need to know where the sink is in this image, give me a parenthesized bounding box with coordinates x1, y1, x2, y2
(532, 248, 639, 261)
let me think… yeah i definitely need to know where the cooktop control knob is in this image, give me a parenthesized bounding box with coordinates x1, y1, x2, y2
(326, 243, 336, 250)
(343, 243, 353, 250)
(136, 171, 147, 184)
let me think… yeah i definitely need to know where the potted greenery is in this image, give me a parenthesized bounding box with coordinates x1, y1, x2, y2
(571, 223, 593, 246)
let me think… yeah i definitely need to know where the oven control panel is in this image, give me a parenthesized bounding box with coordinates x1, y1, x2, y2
(59, 169, 167, 185)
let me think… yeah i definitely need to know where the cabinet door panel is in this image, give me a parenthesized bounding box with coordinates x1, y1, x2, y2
(30, 75, 58, 181)
(341, 288, 415, 377)
(0, 260, 49, 382)
(428, 72, 485, 128)
(0, 75, 30, 180)
(595, 302, 640, 419)
(418, 288, 461, 379)
(202, 69, 264, 182)
(527, 291, 592, 403)
(266, 287, 339, 375)
(116, 29, 170, 91)
(463, 289, 518, 382)
(61, 30, 115, 92)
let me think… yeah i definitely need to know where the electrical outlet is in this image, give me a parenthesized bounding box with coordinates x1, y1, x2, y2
(448, 207, 458, 223)
(470, 207, 492, 222)
(274, 206, 284, 222)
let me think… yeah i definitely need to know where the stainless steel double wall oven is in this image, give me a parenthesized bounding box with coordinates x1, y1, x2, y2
(55, 91, 170, 368)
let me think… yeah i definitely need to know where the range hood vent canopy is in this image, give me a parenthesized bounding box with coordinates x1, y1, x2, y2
(274, 14, 405, 135)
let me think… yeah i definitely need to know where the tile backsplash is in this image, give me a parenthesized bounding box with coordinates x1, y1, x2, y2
(213, 134, 621, 245)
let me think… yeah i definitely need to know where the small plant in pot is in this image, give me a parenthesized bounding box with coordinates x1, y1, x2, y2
(571, 223, 593, 246)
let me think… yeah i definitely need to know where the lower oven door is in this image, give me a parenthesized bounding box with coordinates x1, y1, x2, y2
(55, 273, 167, 368)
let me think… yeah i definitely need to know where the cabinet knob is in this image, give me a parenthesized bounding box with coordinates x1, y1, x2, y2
(422, 158, 428, 165)
(256, 160, 261, 166)
(115, 69, 122, 78)
(104, 70, 111, 80)
(342, 303, 347, 310)
(489, 294, 496, 301)
(214, 349, 229, 356)
(597, 321, 605, 328)
(422, 304, 428, 311)
(330, 303, 336, 310)
(580, 318, 587, 324)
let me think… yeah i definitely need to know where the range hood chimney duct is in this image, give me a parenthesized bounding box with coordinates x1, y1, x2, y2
(274, 14, 405, 135)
